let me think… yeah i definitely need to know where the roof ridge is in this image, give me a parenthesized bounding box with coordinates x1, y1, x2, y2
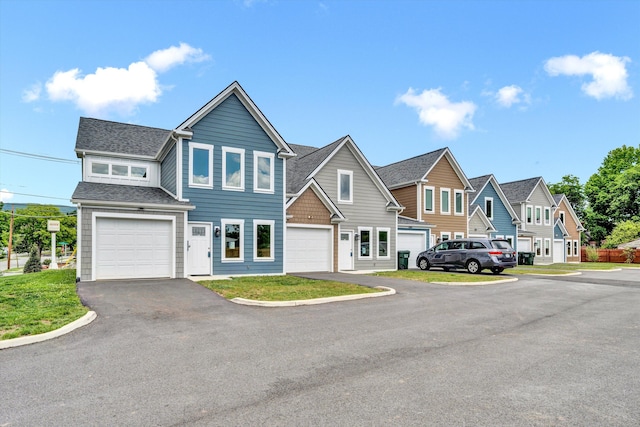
(377, 147, 448, 170)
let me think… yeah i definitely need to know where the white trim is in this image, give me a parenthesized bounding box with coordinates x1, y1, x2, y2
(505, 235, 514, 247)
(454, 189, 464, 216)
(544, 238, 551, 257)
(358, 226, 373, 260)
(337, 169, 353, 204)
(573, 240, 579, 257)
(76, 205, 82, 282)
(440, 231, 451, 242)
(222, 146, 245, 191)
(253, 151, 275, 194)
(189, 142, 213, 188)
(377, 227, 391, 259)
(535, 206, 542, 225)
(440, 188, 451, 215)
(177, 138, 184, 200)
(526, 205, 533, 224)
(485, 197, 494, 220)
(559, 210, 566, 224)
(535, 237, 543, 256)
(454, 232, 464, 239)
(187, 221, 213, 276)
(253, 219, 275, 262)
(424, 185, 435, 214)
(544, 207, 551, 226)
(91, 212, 176, 281)
(221, 218, 245, 262)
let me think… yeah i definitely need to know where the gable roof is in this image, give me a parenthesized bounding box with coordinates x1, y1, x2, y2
(71, 182, 194, 210)
(176, 81, 295, 158)
(501, 176, 556, 207)
(75, 117, 171, 158)
(469, 204, 497, 233)
(287, 136, 401, 210)
(285, 179, 346, 223)
(375, 147, 473, 191)
(468, 174, 521, 223)
(554, 217, 570, 237)
(553, 194, 585, 231)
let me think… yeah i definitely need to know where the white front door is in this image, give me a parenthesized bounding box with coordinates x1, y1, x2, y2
(338, 231, 353, 270)
(553, 240, 565, 263)
(188, 223, 211, 275)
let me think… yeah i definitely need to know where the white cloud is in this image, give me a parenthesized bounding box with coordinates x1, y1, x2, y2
(0, 189, 14, 203)
(496, 85, 526, 108)
(22, 83, 42, 102)
(145, 42, 211, 73)
(396, 88, 477, 139)
(544, 51, 632, 100)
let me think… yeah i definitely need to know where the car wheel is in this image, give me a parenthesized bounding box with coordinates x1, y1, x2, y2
(466, 259, 481, 274)
(418, 258, 430, 270)
(491, 267, 504, 274)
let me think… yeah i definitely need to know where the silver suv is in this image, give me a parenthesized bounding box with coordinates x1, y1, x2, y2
(416, 238, 517, 274)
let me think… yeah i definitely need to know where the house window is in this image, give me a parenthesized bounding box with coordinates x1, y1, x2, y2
(526, 205, 533, 224)
(338, 170, 353, 203)
(189, 142, 213, 188)
(254, 151, 274, 194)
(454, 232, 464, 239)
(505, 235, 514, 247)
(535, 206, 542, 225)
(544, 207, 551, 226)
(441, 188, 451, 214)
(567, 241, 572, 256)
(112, 165, 128, 176)
(559, 211, 565, 224)
(254, 220, 274, 261)
(573, 241, 579, 256)
(440, 232, 451, 242)
(222, 147, 245, 191)
(485, 197, 493, 220)
(131, 166, 147, 179)
(221, 219, 244, 262)
(359, 227, 372, 259)
(377, 228, 390, 258)
(454, 190, 464, 215)
(544, 238, 551, 257)
(535, 238, 542, 256)
(424, 186, 435, 213)
(91, 162, 109, 175)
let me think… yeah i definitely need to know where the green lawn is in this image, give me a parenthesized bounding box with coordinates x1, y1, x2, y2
(198, 275, 382, 301)
(371, 269, 508, 283)
(510, 262, 631, 275)
(0, 269, 88, 340)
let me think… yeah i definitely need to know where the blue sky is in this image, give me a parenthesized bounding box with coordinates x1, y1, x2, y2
(1, 0, 639, 206)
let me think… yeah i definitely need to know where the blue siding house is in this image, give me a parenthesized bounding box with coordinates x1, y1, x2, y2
(468, 175, 521, 250)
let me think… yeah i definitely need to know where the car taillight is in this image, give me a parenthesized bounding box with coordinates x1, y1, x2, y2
(488, 251, 502, 255)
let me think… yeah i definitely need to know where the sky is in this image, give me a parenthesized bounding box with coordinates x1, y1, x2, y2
(1, 0, 639, 206)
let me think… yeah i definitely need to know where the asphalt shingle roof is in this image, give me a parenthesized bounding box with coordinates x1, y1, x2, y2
(71, 182, 193, 207)
(287, 138, 346, 193)
(75, 117, 171, 157)
(375, 148, 447, 187)
(500, 177, 541, 203)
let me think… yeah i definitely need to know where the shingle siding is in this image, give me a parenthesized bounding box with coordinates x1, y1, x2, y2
(161, 144, 177, 196)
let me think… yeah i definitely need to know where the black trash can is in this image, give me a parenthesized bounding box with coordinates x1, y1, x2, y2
(518, 252, 535, 265)
(398, 251, 410, 270)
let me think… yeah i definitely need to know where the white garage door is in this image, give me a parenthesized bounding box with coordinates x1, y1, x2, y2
(518, 238, 531, 252)
(96, 217, 173, 280)
(286, 226, 332, 273)
(398, 231, 427, 268)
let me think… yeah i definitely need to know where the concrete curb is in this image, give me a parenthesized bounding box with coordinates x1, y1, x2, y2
(431, 277, 519, 286)
(0, 311, 97, 350)
(578, 268, 622, 272)
(518, 272, 582, 276)
(231, 286, 396, 307)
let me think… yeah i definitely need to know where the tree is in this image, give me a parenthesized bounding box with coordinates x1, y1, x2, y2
(602, 220, 640, 249)
(12, 205, 76, 255)
(547, 174, 586, 220)
(584, 145, 640, 243)
(23, 246, 42, 273)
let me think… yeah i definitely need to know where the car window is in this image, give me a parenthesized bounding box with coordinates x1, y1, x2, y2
(435, 242, 449, 251)
(449, 241, 463, 250)
(469, 241, 487, 249)
(491, 240, 513, 250)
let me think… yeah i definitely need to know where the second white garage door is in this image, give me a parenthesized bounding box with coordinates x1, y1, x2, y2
(286, 226, 332, 273)
(398, 231, 427, 268)
(95, 217, 173, 280)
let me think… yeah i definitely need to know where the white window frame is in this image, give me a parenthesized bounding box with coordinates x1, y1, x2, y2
(440, 188, 451, 215)
(505, 235, 514, 247)
(337, 169, 353, 204)
(454, 189, 464, 216)
(440, 231, 451, 242)
(377, 227, 391, 259)
(454, 232, 464, 239)
(189, 142, 213, 188)
(424, 186, 435, 214)
(526, 205, 533, 224)
(358, 226, 373, 260)
(222, 147, 245, 191)
(544, 238, 551, 257)
(567, 240, 572, 256)
(544, 207, 551, 226)
(89, 160, 149, 181)
(485, 197, 494, 220)
(559, 211, 565, 224)
(535, 206, 542, 225)
(253, 220, 275, 262)
(221, 219, 244, 262)
(573, 241, 579, 257)
(253, 151, 274, 194)
(535, 238, 543, 256)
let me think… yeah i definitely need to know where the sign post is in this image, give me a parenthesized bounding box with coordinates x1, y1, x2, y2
(48, 220, 60, 270)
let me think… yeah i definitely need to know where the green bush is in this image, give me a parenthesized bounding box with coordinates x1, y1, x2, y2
(585, 246, 599, 262)
(623, 247, 637, 264)
(23, 247, 42, 274)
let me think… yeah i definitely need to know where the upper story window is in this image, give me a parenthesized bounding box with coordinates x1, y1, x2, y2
(90, 161, 148, 181)
(254, 151, 274, 194)
(441, 188, 451, 214)
(338, 170, 353, 204)
(526, 205, 533, 224)
(424, 186, 435, 213)
(559, 211, 565, 224)
(535, 206, 542, 225)
(189, 142, 213, 188)
(454, 190, 464, 215)
(222, 147, 245, 191)
(544, 207, 551, 225)
(485, 197, 493, 219)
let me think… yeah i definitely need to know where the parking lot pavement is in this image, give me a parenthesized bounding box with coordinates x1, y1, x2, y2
(1, 270, 639, 426)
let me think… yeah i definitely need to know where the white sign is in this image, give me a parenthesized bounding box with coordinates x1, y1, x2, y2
(47, 220, 60, 232)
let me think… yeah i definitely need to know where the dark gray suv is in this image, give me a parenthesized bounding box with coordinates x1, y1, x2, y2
(416, 238, 517, 274)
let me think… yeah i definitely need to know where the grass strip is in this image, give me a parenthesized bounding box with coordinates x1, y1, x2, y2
(0, 269, 88, 340)
(371, 269, 507, 282)
(198, 275, 382, 301)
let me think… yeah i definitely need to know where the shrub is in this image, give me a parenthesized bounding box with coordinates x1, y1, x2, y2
(23, 247, 42, 274)
(585, 246, 599, 262)
(623, 247, 637, 264)
(42, 258, 52, 266)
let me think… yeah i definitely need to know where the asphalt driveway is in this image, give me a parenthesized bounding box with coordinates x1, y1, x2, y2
(2, 270, 639, 426)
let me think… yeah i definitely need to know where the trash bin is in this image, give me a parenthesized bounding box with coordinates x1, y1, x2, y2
(518, 252, 535, 265)
(398, 250, 410, 270)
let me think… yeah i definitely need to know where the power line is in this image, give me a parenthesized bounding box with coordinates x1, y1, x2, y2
(1, 191, 71, 201)
(0, 149, 80, 164)
(0, 212, 76, 219)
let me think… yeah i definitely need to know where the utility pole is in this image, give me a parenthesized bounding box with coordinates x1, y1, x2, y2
(7, 207, 14, 270)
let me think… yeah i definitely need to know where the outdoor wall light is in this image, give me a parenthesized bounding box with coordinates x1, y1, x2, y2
(214, 226, 221, 238)
(354, 233, 360, 241)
